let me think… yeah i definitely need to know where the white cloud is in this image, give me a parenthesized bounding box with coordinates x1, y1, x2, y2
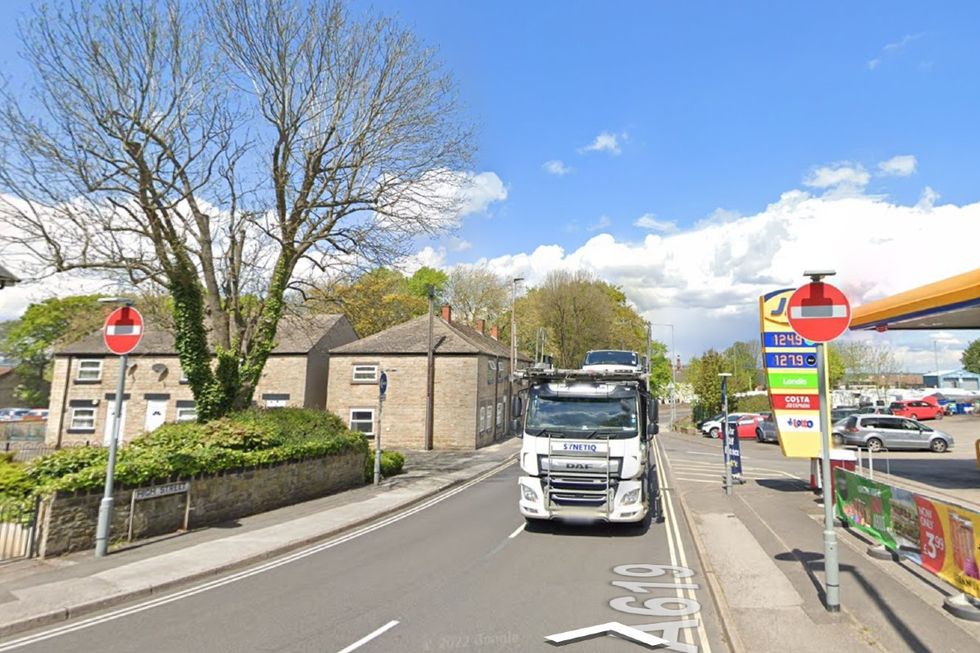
(580, 132, 621, 156)
(803, 163, 870, 190)
(460, 183, 980, 368)
(877, 154, 917, 177)
(397, 246, 446, 276)
(449, 237, 473, 252)
(586, 215, 612, 232)
(456, 171, 508, 216)
(633, 213, 678, 233)
(867, 33, 924, 71)
(916, 186, 940, 210)
(543, 160, 572, 176)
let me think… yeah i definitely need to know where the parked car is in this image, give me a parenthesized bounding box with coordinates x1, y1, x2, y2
(830, 407, 860, 423)
(834, 414, 954, 452)
(700, 413, 748, 438)
(888, 400, 944, 421)
(0, 407, 30, 421)
(734, 413, 764, 439)
(755, 411, 778, 443)
(26, 408, 49, 419)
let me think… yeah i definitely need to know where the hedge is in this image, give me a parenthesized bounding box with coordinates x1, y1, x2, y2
(364, 450, 406, 481)
(23, 408, 370, 495)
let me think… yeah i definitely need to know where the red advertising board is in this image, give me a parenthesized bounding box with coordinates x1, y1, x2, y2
(103, 306, 144, 355)
(771, 394, 820, 411)
(787, 282, 851, 343)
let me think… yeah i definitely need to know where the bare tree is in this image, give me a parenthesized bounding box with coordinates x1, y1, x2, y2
(444, 266, 508, 324)
(0, 0, 472, 418)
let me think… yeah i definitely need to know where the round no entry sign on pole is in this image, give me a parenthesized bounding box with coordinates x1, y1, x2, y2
(103, 306, 144, 355)
(787, 282, 851, 343)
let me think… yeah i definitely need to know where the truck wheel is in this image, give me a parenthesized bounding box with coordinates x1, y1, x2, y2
(930, 438, 948, 453)
(709, 427, 719, 439)
(866, 437, 883, 452)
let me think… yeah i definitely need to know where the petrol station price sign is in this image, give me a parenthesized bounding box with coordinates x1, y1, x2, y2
(759, 288, 822, 458)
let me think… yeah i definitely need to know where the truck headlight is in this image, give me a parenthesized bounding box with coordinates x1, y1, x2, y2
(621, 488, 641, 505)
(521, 484, 538, 501)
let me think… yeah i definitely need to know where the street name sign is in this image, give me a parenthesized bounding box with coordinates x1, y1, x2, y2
(787, 281, 852, 343)
(759, 289, 822, 458)
(133, 481, 189, 501)
(103, 306, 144, 355)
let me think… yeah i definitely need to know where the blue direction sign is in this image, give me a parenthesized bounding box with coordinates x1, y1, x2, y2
(379, 371, 388, 400)
(765, 352, 818, 369)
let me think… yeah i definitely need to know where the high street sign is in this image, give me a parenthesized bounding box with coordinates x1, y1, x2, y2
(787, 281, 852, 343)
(103, 306, 144, 355)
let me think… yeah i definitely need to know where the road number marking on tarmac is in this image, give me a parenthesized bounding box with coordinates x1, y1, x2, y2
(607, 564, 702, 653)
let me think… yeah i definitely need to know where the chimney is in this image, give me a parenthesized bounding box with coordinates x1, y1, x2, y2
(440, 304, 451, 322)
(490, 325, 499, 340)
(476, 318, 486, 335)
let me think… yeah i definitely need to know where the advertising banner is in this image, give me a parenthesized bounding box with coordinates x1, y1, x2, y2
(724, 422, 743, 479)
(835, 469, 980, 599)
(759, 289, 822, 457)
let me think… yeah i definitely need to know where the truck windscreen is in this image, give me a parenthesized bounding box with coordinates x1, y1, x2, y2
(526, 389, 638, 438)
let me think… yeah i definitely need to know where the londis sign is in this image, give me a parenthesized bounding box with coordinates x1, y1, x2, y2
(760, 289, 823, 458)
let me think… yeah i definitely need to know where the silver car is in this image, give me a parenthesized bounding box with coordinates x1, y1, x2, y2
(834, 414, 954, 453)
(755, 412, 778, 443)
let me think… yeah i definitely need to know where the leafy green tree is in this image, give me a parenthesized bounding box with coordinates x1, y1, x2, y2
(406, 267, 449, 302)
(962, 339, 980, 375)
(827, 344, 846, 387)
(688, 349, 737, 417)
(1, 296, 108, 405)
(311, 269, 426, 337)
(444, 267, 509, 325)
(723, 341, 760, 394)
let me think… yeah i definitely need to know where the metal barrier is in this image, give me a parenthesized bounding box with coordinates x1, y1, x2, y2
(0, 496, 41, 563)
(2, 440, 91, 462)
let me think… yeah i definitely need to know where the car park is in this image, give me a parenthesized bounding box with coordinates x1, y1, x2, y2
(834, 414, 954, 452)
(888, 400, 943, 421)
(0, 407, 31, 421)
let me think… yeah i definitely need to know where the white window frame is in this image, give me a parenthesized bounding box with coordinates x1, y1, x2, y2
(496, 401, 504, 427)
(69, 407, 96, 431)
(349, 408, 376, 437)
(176, 406, 197, 422)
(76, 359, 103, 382)
(352, 364, 379, 384)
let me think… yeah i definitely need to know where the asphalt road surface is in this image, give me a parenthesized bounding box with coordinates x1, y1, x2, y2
(1, 437, 726, 653)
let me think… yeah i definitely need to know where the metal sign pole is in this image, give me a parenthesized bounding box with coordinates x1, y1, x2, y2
(816, 342, 841, 611)
(374, 395, 383, 485)
(95, 352, 127, 557)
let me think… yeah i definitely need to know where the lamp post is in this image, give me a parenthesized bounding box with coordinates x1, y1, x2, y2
(511, 277, 524, 374)
(425, 285, 435, 450)
(719, 372, 732, 496)
(651, 322, 676, 428)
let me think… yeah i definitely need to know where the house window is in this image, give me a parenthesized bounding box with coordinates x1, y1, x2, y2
(263, 393, 290, 408)
(76, 359, 103, 382)
(350, 409, 376, 436)
(352, 364, 379, 383)
(176, 403, 197, 422)
(69, 407, 96, 431)
(496, 402, 504, 427)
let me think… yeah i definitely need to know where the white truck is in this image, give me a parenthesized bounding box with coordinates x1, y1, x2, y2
(514, 367, 657, 525)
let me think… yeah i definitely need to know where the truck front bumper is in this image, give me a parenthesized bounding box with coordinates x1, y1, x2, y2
(518, 476, 648, 523)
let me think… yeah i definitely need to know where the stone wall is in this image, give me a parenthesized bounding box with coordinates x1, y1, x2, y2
(37, 450, 364, 558)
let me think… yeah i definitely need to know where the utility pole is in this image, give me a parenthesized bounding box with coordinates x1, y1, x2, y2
(719, 372, 732, 496)
(425, 285, 435, 450)
(511, 277, 524, 374)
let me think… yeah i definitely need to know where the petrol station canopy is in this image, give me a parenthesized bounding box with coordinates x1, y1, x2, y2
(850, 267, 980, 331)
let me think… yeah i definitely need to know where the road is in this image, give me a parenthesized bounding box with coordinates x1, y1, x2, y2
(1, 434, 727, 653)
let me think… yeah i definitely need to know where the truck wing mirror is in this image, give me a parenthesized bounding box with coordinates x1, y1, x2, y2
(512, 396, 523, 418)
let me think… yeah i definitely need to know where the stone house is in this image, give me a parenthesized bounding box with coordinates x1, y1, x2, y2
(326, 306, 529, 450)
(46, 314, 357, 447)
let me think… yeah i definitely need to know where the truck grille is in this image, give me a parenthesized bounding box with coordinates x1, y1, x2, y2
(543, 460, 620, 509)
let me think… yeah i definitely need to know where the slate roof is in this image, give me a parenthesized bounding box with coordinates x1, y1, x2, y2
(331, 315, 529, 360)
(57, 314, 350, 356)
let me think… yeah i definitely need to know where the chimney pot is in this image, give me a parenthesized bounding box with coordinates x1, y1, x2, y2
(440, 304, 451, 322)
(490, 325, 499, 340)
(476, 318, 486, 335)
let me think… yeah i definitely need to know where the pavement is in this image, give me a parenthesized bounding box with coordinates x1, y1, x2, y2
(662, 430, 980, 653)
(0, 438, 521, 641)
(1, 426, 979, 652)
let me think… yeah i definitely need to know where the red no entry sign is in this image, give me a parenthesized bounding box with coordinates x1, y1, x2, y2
(103, 306, 144, 355)
(787, 282, 851, 343)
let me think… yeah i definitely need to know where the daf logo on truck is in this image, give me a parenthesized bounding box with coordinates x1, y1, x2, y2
(515, 366, 657, 526)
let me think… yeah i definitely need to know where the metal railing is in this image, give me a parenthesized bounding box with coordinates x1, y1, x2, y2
(2, 440, 92, 463)
(0, 496, 41, 563)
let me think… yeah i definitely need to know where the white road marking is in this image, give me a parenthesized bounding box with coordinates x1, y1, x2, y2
(655, 440, 713, 653)
(0, 460, 515, 651)
(336, 620, 400, 653)
(545, 621, 669, 647)
(507, 523, 525, 539)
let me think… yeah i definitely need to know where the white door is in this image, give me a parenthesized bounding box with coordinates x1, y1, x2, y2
(144, 399, 168, 432)
(103, 399, 128, 446)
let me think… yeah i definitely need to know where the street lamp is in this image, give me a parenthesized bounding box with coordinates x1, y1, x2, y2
(651, 322, 676, 428)
(511, 277, 524, 374)
(718, 372, 732, 496)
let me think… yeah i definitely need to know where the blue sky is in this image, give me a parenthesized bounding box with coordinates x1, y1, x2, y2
(1, 1, 979, 370)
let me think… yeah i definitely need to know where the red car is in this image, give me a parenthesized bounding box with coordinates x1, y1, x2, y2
(734, 413, 765, 438)
(889, 400, 943, 421)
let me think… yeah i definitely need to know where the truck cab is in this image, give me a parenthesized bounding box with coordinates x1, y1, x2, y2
(515, 368, 657, 524)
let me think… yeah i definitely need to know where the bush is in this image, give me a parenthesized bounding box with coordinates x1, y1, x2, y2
(364, 450, 406, 481)
(22, 408, 369, 495)
(0, 462, 33, 501)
